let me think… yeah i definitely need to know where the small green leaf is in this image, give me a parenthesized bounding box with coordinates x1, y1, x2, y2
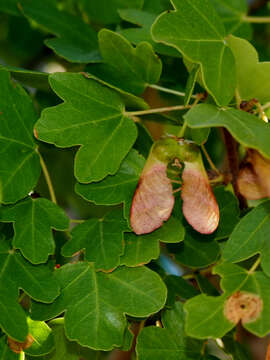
(0, 197, 69, 264)
(134, 123, 153, 158)
(26, 319, 107, 360)
(228, 35, 270, 103)
(0, 248, 60, 342)
(120, 217, 185, 267)
(75, 149, 145, 218)
(184, 104, 270, 159)
(211, 0, 251, 39)
(136, 302, 202, 360)
(79, 0, 144, 25)
(62, 208, 128, 271)
(85, 72, 149, 110)
(195, 274, 219, 296)
(20, 0, 99, 63)
(118, 9, 180, 57)
(165, 275, 200, 306)
(35, 73, 137, 183)
(214, 186, 240, 240)
(0, 65, 49, 91)
(25, 318, 54, 356)
(168, 229, 220, 268)
(0, 70, 40, 204)
(152, 0, 236, 106)
(223, 201, 270, 276)
(88, 29, 162, 95)
(185, 262, 270, 339)
(31, 263, 167, 350)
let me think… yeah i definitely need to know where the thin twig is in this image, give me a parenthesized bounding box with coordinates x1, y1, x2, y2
(248, 257, 261, 274)
(178, 120, 188, 138)
(148, 84, 197, 99)
(70, 219, 85, 224)
(201, 144, 220, 174)
(126, 104, 191, 117)
(262, 101, 270, 111)
(243, 15, 270, 23)
(38, 151, 57, 204)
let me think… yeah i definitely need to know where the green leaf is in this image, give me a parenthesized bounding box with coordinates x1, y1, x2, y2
(120, 217, 185, 267)
(26, 319, 107, 360)
(118, 9, 180, 57)
(195, 274, 219, 296)
(185, 262, 270, 338)
(84, 72, 149, 110)
(0, 197, 69, 264)
(143, 0, 172, 13)
(31, 262, 167, 350)
(211, 0, 251, 39)
(0, 0, 21, 16)
(20, 0, 99, 63)
(35, 73, 137, 183)
(169, 229, 220, 268)
(62, 208, 128, 271)
(214, 187, 240, 240)
(88, 29, 162, 96)
(25, 318, 54, 356)
(134, 123, 153, 158)
(164, 275, 200, 306)
(0, 248, 60, 342)
(75, 149, 145, 218)
(184, 104, 270, 159)
(0, 70, 40, 204)
(228, 35, 270, 103)
(136, 302, 202, 360)
(0, 336, 20, 360)
(223, 201, 270, 276)
(152, 0, 236, 106)
(79, 0, 144, 25)
(0, 65, 49, 92)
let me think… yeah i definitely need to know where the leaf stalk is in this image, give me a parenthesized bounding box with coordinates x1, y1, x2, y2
(38, 152, 57, 204)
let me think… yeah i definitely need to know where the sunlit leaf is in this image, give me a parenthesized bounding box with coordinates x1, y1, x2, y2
(31, 263, 167, 350)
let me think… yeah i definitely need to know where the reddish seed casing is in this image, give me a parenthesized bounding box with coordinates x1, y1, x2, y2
(130, 162, 174, 235)
(237, 165, 267, 200)
(238, 150, 270, 200)
(181, 161, 219, 234)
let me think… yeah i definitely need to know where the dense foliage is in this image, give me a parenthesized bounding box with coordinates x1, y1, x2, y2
(1, 0, 270, 359)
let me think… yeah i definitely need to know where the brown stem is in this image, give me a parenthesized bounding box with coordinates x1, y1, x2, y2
(222, 129, 247, 208)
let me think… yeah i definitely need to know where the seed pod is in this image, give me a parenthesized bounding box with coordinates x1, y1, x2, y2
(181, 158, 219, 234)
(130, 139, 178, 235)
(237, 164, 267, 200)
(237, 150, 270, 200)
